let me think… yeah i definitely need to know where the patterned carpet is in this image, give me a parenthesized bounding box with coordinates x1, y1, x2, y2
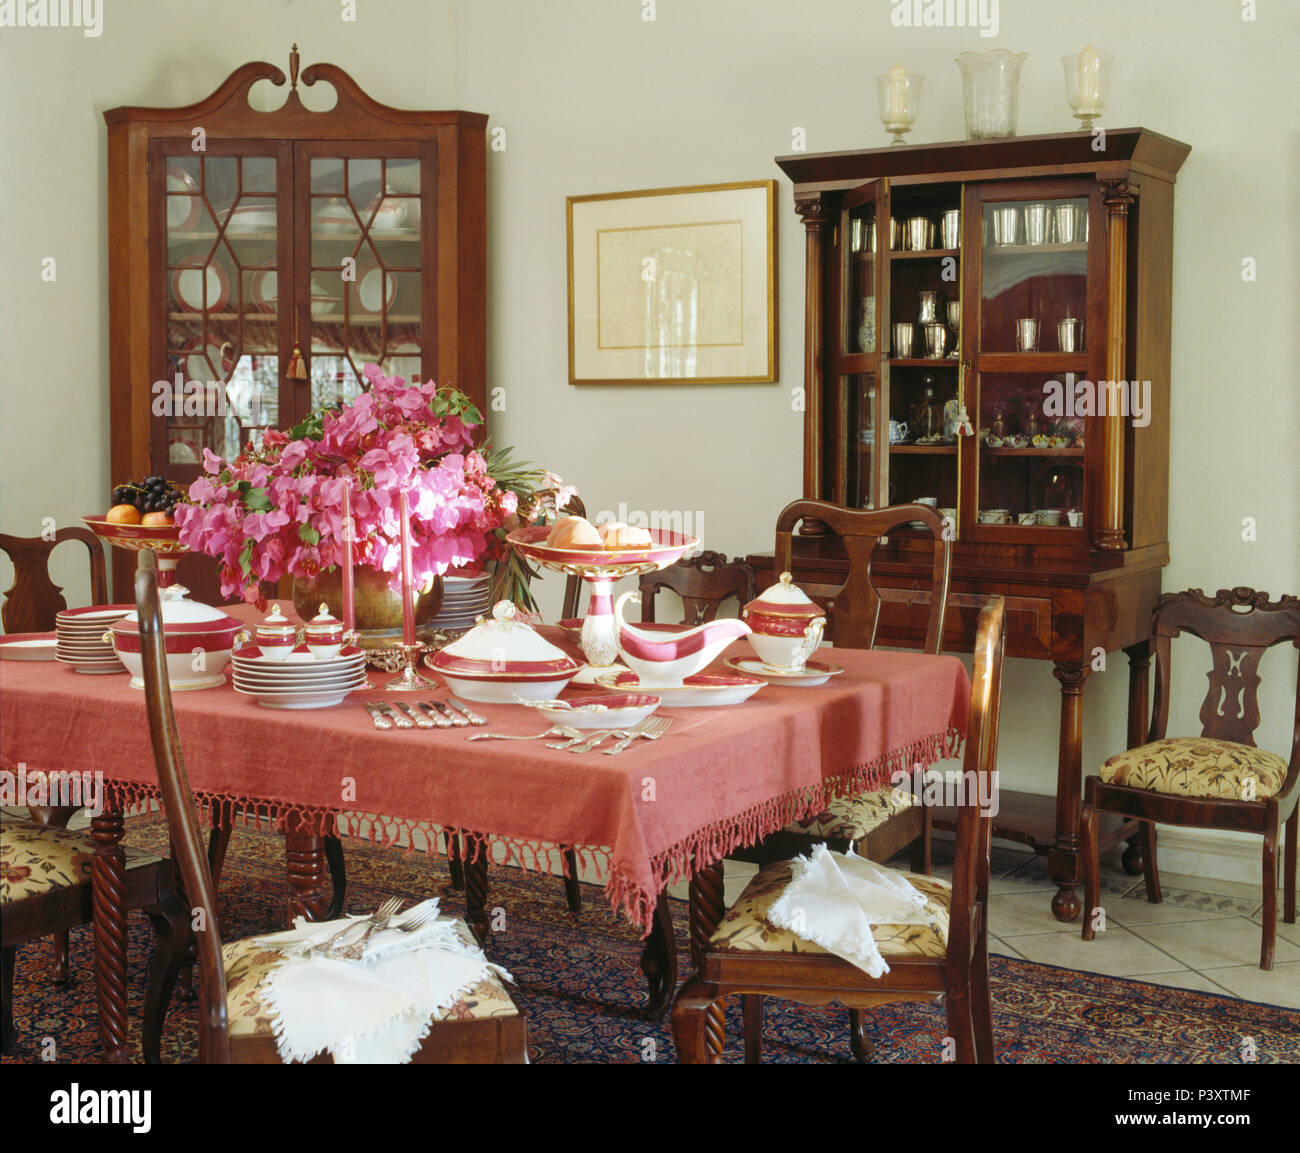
(4, 817, 1297, 1064)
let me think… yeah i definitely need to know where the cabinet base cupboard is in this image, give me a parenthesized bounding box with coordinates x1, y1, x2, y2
(104, 47, 487, 604)
(751, 129, 1191, 921)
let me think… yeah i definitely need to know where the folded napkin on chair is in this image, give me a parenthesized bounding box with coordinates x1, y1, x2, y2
(767, 845, 939, 978)
(247, 899, 512, 1064)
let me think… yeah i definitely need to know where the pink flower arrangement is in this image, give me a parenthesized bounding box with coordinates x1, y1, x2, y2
(176, 365, 520, 602)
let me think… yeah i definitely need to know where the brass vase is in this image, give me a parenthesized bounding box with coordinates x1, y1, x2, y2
(292, 565, 445, 651)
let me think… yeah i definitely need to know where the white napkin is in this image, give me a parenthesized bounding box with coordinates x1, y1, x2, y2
(767, 845, 939, 978)
(246, 899, 513, 1064)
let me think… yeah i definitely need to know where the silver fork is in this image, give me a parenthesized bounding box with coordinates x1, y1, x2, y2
(565, 729, 627, 754)
(329, 899, 405, 960)
(602, 715, 673, 755)
(313, 896, 401, 955)
(470, 724, 582, 742)
(393, 904, 438, 934)
(545, 728, 616, 751)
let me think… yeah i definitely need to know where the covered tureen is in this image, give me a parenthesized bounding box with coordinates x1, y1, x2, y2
(427, 601, 580, 702)
(742, 572, 827, 671)
(107, 584, 243, 690)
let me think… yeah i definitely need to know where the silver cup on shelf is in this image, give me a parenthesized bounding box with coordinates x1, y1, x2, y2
(991, 206, 1020, 246)
(923, 323, 949, 358)
(1057, 317, 1084, 352)
(1022, 202, 1048, 246)
(946, 300, 962, 329)
(906, 216, 934, 252)
(1051, 203, 1082, 245)
(893, 322, 916, 358)
(1014, 318, 1040, 352)
(917, 290, 941, 325)
(888, 218, 903, 251)
(940, 209, 961, 249)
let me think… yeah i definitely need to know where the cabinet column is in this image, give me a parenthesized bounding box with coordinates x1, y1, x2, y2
(1096, 180, 1135, 552)
(796, 197, 828, 515)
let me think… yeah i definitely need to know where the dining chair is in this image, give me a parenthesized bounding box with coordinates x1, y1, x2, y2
(132, 549, 528, 1063)
(733, 499, 952, 874)
(1081, 587, 1299, 969)
(1, 525, 111, 985)
(1, 812, 185, 1060)
(673, 596, 1004, 1064)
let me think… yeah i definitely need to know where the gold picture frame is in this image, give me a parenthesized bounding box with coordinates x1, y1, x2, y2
(567, 180, 777, 385)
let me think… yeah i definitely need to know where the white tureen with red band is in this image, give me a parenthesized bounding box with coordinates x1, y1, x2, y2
(107, 584, 244, 691)
(742, 572, 827, 672)
(426, 601, 581, 702)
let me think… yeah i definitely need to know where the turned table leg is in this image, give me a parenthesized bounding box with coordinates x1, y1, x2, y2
(284, 815, 330, 924)
(91, 807, 130, 1063)
(463, 845, 490, 944)
(1049, 662, 1088, 922)
(685, 859, 727, 1061)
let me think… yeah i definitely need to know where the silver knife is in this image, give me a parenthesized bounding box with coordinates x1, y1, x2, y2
(416, 701, 454, 729)
(429, 699, 468, 728)
(394, 701, 434, 729)
(448, 697, 487, 726)
(363, 702, 393, 730)
(376, 701, 413, 730)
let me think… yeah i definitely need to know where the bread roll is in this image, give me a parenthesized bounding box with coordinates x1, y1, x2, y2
(601, 522, 653, 549)
(546, 516, 604, 549)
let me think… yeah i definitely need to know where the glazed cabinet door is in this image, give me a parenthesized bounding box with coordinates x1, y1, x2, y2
(832, 179, 885, 509)
(294, 142, 435, 412)
(149, 142, 294, 483)
(960, 178, 1105, 541)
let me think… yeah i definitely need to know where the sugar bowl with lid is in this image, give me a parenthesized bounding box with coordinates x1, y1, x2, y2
(742, 572, 827, 671)
(252, 603, 299, 661)
(304, 604, 346, 660)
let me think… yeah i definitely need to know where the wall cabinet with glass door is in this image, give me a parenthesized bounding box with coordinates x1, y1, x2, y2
(757, 130, 1190, 923)
(104, 48, 487, 602)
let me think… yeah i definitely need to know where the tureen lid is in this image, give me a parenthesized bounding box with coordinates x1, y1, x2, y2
(439, 601, 571, 665)
(115, 585, 239, 632)
(744, 572, 824, 619)
(256, 603, 297, 636)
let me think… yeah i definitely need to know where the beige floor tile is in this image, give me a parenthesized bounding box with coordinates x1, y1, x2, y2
(1107, 895, 1239, 928)
(987, 934, 1022, 959)
(1195, 962, 1300, 1010)
(1003, 925, 1183, 977)
(1251, 915, 1299, 948)
(987, 890, 1083, 937)
(987, 874, 1055, 896)
(1125, 969, 1235, 996)
(1129, 916, 1300, 970)
(1153, 871, 1265, 902)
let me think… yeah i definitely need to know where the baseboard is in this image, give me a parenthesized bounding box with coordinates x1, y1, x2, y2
(1147, 826, 1266, 886)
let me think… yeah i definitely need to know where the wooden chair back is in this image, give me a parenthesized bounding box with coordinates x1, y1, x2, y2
(773, 499, 952, 655)
(0, 527, 108, 633)
(948, 596, 1006, 967)
(637, 551, 755, 625)
(135, 549, 231, 1064)
(1148, 588, 1300, 756)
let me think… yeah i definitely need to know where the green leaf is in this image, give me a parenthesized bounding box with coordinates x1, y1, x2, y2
(238, 539, 255, 579)
(299, 524, 321, 545)
(236, 481, 273, 513)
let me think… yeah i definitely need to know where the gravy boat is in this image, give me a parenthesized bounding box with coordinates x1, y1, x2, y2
(615, 591, 750, 686)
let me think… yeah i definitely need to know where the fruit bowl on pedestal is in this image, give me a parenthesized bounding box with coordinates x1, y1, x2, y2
(81, 516, 188, 588)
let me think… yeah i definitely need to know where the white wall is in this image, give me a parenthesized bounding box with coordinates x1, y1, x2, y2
(1, 0, 1295, 871)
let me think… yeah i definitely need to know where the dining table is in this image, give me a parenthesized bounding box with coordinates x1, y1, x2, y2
(0, 602, 969, 1063)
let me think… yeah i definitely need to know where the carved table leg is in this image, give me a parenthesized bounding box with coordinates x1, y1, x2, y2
(685, 860, 727, 1061)
(91, 807, 130, 1063)
(1121, 640, 1153, 876)
(639, 894, 678, 1021)
(1049, 662, 1088, 922)
(28, 804, 77, 985)
(284, 817, 330, 925)
(463, 845, 489, 944)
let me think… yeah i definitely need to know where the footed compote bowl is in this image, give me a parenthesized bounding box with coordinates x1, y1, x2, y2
(82, 516, 188, 588)
(506, 525, 698, 675)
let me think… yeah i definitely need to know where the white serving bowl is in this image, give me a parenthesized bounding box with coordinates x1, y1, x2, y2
(108, 584, 243, 691)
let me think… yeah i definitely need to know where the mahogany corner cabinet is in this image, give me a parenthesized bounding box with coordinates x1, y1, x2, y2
(751, 129, 1191, 921)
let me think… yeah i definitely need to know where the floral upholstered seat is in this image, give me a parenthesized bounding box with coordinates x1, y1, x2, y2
(780, 785, 916, 843)
(710, 858, 950, 958)
(221, 920, 522, 1040)
(0, 816, 159, 904)
(1100, 737, 1288, 801)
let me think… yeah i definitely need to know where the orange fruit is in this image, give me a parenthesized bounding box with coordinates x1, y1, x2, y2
(106, 503, 142, 525)
(141, 511, 174, 527)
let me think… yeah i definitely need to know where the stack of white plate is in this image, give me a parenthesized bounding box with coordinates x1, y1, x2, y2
(55, 605, 130, 674)
(433, 571, 492, 633)
(232, 644, 367, 709)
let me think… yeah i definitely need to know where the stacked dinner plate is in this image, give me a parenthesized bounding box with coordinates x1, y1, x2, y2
(432, 570, 492, 633)
(232, 644, 367, 709)
(55, 605, 130, 674)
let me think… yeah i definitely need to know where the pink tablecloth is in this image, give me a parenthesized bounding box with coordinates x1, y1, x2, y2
(0, 621, 968, 931)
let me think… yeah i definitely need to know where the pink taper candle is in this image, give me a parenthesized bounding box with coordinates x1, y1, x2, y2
(398, 489, 417, 647)
(340, 480, 355, 635)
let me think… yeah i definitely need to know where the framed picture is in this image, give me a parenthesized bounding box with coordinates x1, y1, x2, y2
(567, 180, 776, 385)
